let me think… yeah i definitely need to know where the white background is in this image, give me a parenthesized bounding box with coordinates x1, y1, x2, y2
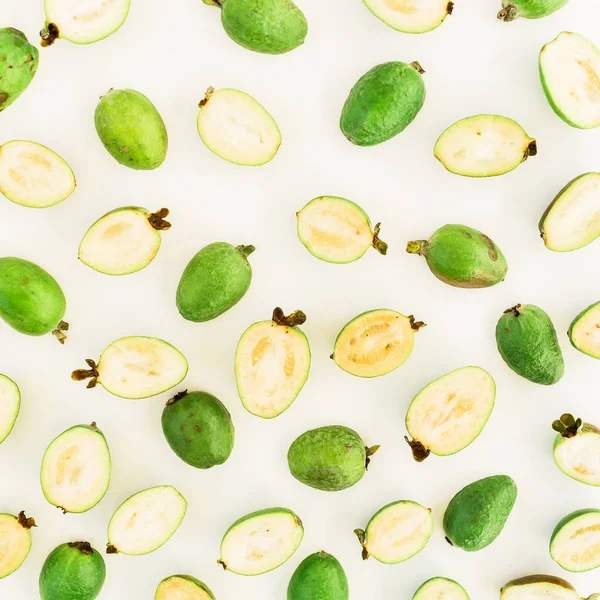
(1, 0, 600, 598)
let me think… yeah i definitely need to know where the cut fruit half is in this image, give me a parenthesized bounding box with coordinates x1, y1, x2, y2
(363, 0, 453, 34)
(550, 509, 600, 572)
(434, 114, 536, 177)
(405, 366, 496, 461)
(219, 507, 304, 575)
(355, 500, 433, 564)
(0, 512, 35, 579)
(500, 575, 579, 600)
(235, 307, 311, 419)
(72, 336, 188, 399)
(107, 485, 186, 556)
(78, 206, 171, 275)
(42, 0, 131, 45)
(539, 173, 600, 252)
(569, 301, 600, 357)
(155, 575, 215, 600)
(0, 140, 75, 208)
(332, 309, 425, 378)
(41, 423, 111, 513)
(0, 374, 20, 444)
(413, 577, 470, 600)
(197, 88, 281, 166)
(296, 196, 388, 264)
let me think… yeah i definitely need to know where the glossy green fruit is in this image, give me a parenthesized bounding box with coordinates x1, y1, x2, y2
(0, 374, 20, 444)
(363, 0, 453, 33)
(177, 242, 254, 322)
(287, 552, 349, 600)
(94, 89, 168, 170)
(0, 512, 35, 579)
(155, 575, 215, 600)
(443, 474, 517, 551)
(498, 0, 570, 21)
(568, 301, 600, 358)
(39, 542, 106, 600)
(407, 224, 507, 288)
(501, 575, 579, 600)
(0, 28, 38, 112)
(550, 509, 600, 572)
(496, 304, 564, 385)
(340, 61, 425, 146)
(413, 577, 470, 600)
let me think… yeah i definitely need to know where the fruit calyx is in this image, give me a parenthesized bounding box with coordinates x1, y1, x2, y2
(68, 541, 94, 555)
(406, 240, 428, 255)
(166, 389, 188, 406)
(17, 511, 36, 529)
(409, 315, 427, 331)
(504, 304, 522, 317)
(410, 61, 425, 74)
(148, 208, 172, 231)
(272, 307, 307, 328)
(447, 2, 454, 14)
(497, 5, 519, 21)
(404, 436, 431, 462)
(52, 320, 69, 345)
(217, 559, 228, 570)
(524, 140, 537, 159)
(40, 23, 60, 47)
(106, 544, 118, 554)
(237, 245, 256, 257)
(71, 359, 100, 389)
(552, 413, 582, 438)
(354, 529, 370, 560)
(199, 87, 215, 108)
(365, 445, 380, 470)
(372, 223, 388, 255)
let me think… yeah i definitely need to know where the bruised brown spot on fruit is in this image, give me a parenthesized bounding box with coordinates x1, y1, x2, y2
(0, 93, 8, 105)
(480, 234, 498, 261)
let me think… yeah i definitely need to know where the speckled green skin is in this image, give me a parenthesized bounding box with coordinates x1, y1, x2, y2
(94, 89, 167, 170)
(500, 0, 570, 19)
(414, 578, 470, 600)
(496, 304, 564, 385)
(0, 257, 66, 336)
(39, 542, 106, 600)
(288, 552, 349, 600)
(155, 575, 215, 600)
(288, 426, 368, 491)
(0, 28, 38, 112)
(408, 224, 507, 288)
(340, 62, 425, 147)
(219, 0, 307, 55)
(568, 301, 600, 357)
(443, 475, 517, 551)
(500, 575, 578, 598)
(176, 242, 254, 322)
(162, 391, 234, 469)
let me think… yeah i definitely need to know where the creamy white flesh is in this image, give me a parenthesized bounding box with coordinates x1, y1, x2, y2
(414, 578, 470, 600)
(551, 512, 600, 571)
(197, 89, 281, 166)
(542, 174, 600, 252)
(541, 32, 600, 129)
(571, 303, 600, 356)
(236, 321, 310, 418)
(156, 577, 213, 600)
(501, 581, 579, 600)
(0, 141, 75, 208)
(0, 375, 20, 444)
(365, 502, 433, 563)
(297, 197, 374, 263)
(434, 115, 533, 177)
(0, 515, 30, 579)
(98, 337, 188, 399)
(406, 367, 495, 456)
(220, 511, 303, 575)
(555, 432, 600, 486)
(363, 0, 451, 33)
(45, 0, 131, 44)
(41, 426, 110, 513)
(79, 208, 161, 275)
(108, 486, 186, 555)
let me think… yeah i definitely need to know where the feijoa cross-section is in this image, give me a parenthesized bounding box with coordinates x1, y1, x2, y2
(413, 577, 470, 600)
(550, 509, 600, 572)
(155, 575, 215, 600)
(362, 0, 453, 34)
(0, 511, 36, 579)
(501, 575, 580, 600)
(0, 374, 20, 444)
(568, 301, 600, 358)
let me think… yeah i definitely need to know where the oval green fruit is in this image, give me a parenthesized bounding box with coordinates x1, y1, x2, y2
(498, 0, 570, 21)
(177, 242, 254, 322)
(413, 577, 470, 600)
(0, 511, 35, 579)
(443, 474, 517, 551)
(550, 509, 600, 572)
(496, 304, 564, 385)
(94, 89, 168, 170)
(155, 575, 215, 600)
(39, 542, 106, 600)
(0, 374, 20, 444)
(501, 575, 579, 600)
(568, 301, 600, 358)
(363, 0, 453, 33)
(0, 28, 38, 112)
(340, 61, 426, 146)
(287, 551, 349, 600)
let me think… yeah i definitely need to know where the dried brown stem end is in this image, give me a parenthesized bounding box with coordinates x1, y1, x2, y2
(365, 445, 380, 470)
(524, 140, 537, 159)
(354, 529, 370, 560)
(148, 208, 171, 231)
(447, 2, 454, 14)
(497, 5, 518, 21)
(404, 436, 431, 462)
(217, 559, 228, 570)
(504, 304, 522, 316)
(106, 545, 118, 554)
(52, 320, 69, 345)
(372, 223, 388, 256)
(72, 359, 100, 389)
(410, 61, 425, 74)
(166, 390, 189, 406)
(40, 23, 59, 47)
(409, 315, 426, 331)
(17, 511, 36, 529)
(272, 307, 307, 328)
(68, 541, 94, 555)
(199, 86, 215, 107)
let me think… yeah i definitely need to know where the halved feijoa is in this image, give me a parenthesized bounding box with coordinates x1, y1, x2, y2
(0, 374, 20, 444)
(155, 575, 215, 600)
(107, 485, 186, 555)
(41, 0, 131, 46)
(500, 575, 579, 600)
(355, 501, 433, 563)
(197, 87, 281, 166)
(0, 141, 75, 208)
(72, 336, 188, 399)
(218, 507, 304, 575)
(288, 551, 349, 600)
(41, 423, 111, 513)
(235, 307, 310, 418)
(550, 509, 600, 572)
(363, 0, 453, 33)
(0, 511, 35, 579)
(413, 577, 470, 600)
(539, 173, 600, 252)
(498, 0, 570, 21)
(405, 366, 495, 462)
(332, 309, 425, 378)
(296, 196, 387, 264)
(78, 206, 171, 275)
(569, 301, 600, 358)
(434, 115, 536, 177)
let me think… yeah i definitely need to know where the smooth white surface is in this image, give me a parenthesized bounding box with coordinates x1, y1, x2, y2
(1, 0, 600, 598)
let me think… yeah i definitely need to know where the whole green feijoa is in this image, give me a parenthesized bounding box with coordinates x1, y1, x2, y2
(162, 390, 234, 469)
(496, 304, 564, 385)
(94, 89, 168, 170)
(288, 551, 349, 600)
(155, 575, 215, 600)
(39, 542, 105, 600)
(340, 61, 426, 146)
(177, 242, 254, 322)
(498, 0, 570, 21)
(407, 224, 507, 288)
(0, 28, 38, 112)
(443, 474, 517, 551)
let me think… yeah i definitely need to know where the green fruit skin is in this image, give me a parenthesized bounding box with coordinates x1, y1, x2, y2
(94, 89, 168, 170)
(0, 257, 66, 336)
(496, 304, 564, 385)
(161, 391, 235, 469)
(288, 426, 367, 491)
(443, 475, 517, 551)
(502, 0, 570, 19)
(340, 62, 425, 147)
(156, 575, 215, 600)
(568, 301, 600, 356)
(287, 551, 349, 600)
(501, 575, 577, 596)
(176, 243, 253, 322)
(0, 28, 38, 112)
(221, 0, 307, 55)
(39, 542, 106, 600)
(539, 62, 583, 129)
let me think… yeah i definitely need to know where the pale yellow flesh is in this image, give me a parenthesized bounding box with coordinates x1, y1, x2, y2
(415, 578, 469, 600)
(155, 577, 212, 600)
(0, 515, 31, 579)
(0, 375, 20, 444)
(571, 304, 600, 355)
(364, 0, 451, 33)
(501, 582, 579, 600)
(555, 433, 600, 486)
(552, 512, 600, 571)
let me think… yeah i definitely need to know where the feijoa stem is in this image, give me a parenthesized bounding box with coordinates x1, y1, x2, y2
(148, 208, 172, 231)
(409, 315, 426, 331)
(447, 1, 454, 14)
(106, 545, 118, 554)
(406, 240, 428, 255)
(52, 321, 69, 345)
(199, 87, 215, 107)
(497, 5, 518, 21)
(71, 359, 99, 389)
(404, 436, 431, 462)
(68, 541, 94, 555)
(410, 61, 425, 74)
(237, 245, 256, 257)
(166, 390, 188, 406)
(40, 23, 59, 47)
(372, 223, 388, 256)
(504, 304, 522, 317)
(217, 560, 228, 570)
(354, 529, 370, 560)
(17, 512, 36, 529)
(524, 140, 537, 159)
(552, 413, 582, 438)
(365, 445, 380, 470)
(272, 307, 307, 328)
